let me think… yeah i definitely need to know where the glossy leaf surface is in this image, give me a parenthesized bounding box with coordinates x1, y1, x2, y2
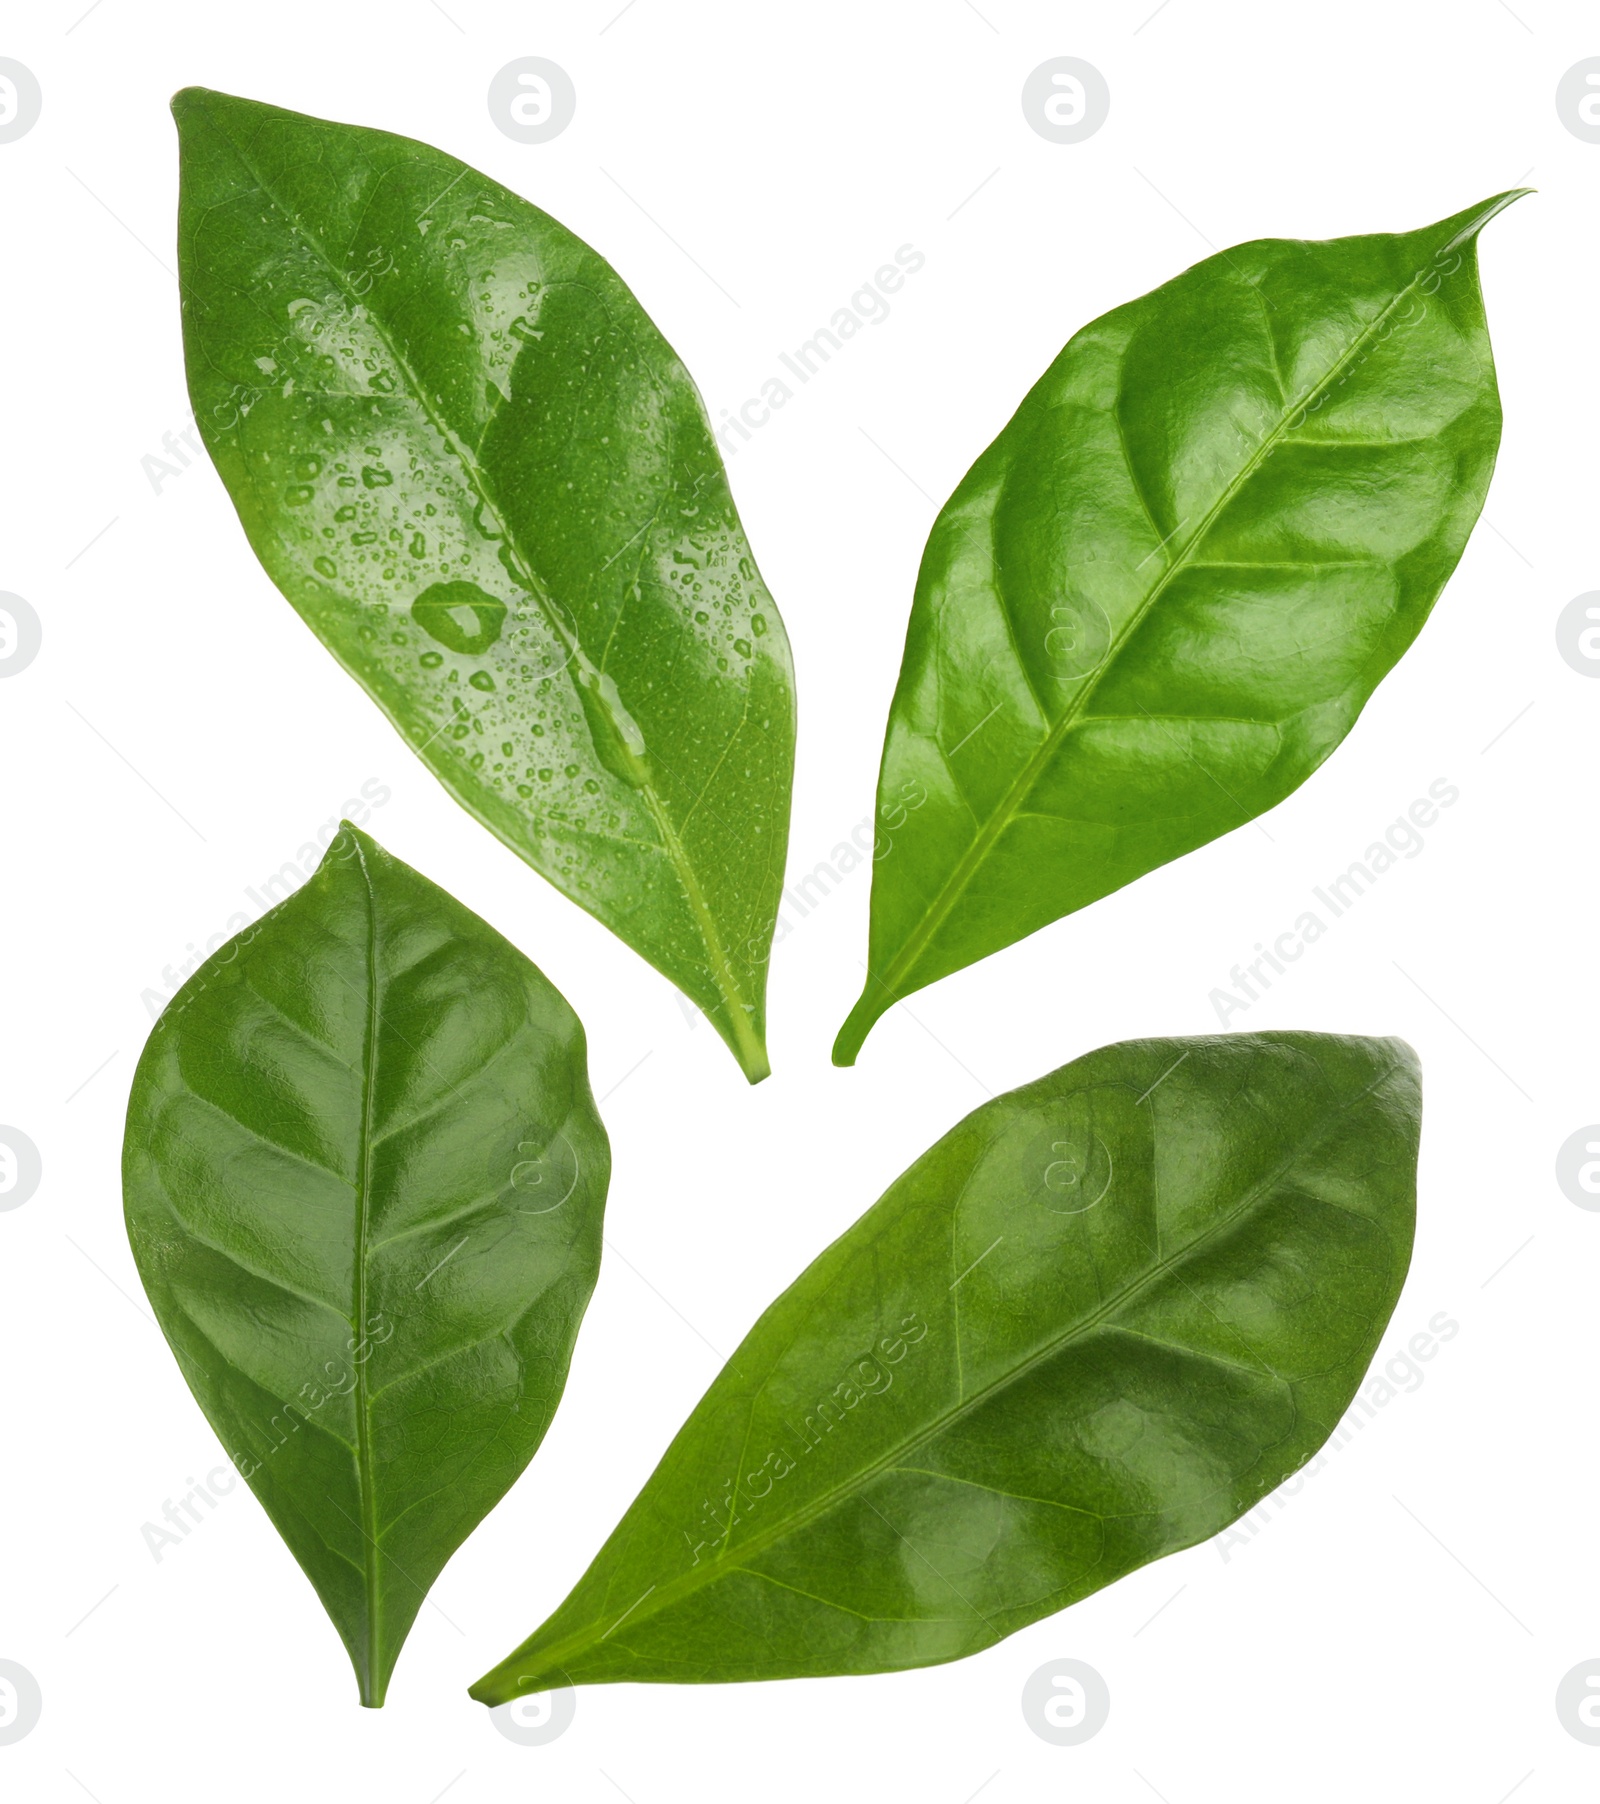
(124, 826, 609, 1705)
(835, 195, 1523, 1063)
(174, 88, 794, 1081)
(473, 1031, 1418, 1698)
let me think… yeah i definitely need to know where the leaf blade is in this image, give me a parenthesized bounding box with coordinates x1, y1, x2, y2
(124, 826, 610, 1705)
(174, 87, 794, 1080)
(835, 194, 1524, 1063)
(472, 1030, 1419, 1698)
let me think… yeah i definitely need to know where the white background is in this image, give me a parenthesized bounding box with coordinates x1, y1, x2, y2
(1, 0, 1593, 1798)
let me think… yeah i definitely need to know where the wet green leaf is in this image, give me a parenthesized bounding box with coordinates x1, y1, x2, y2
(835, 195, 1524, 1064)
(472, 1031, 1418, 1699)
(174, 88, 794, 1081)
(124, 826, 609, 1705)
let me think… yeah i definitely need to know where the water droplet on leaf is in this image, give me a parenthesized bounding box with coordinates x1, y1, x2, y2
(411, 580, 508, 655)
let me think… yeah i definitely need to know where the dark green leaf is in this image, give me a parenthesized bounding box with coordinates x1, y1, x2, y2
(124, 825, 609, 1706)
(835, 195, 1524, 1064)
(174, 88, 794, 1082)
(471, 1031, 1418, 1699)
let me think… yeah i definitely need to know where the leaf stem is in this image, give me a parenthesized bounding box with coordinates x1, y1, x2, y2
(831, 986, 885, 1068)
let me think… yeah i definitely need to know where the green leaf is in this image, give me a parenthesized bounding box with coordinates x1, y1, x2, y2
(123, 825, 609, 1706)
(173, 88, 794, 1082)
(471, 1031, 1418, 1699)
(835, 194, 1524, 1065)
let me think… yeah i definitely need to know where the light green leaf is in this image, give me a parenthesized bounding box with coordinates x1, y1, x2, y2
(836, 195, 1523, 1063)
(473, 1031, 1418, 1698)
(175, 88, 794, 1080)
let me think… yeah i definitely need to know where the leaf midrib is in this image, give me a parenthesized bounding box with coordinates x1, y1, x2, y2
(351, 835, 383, 1701)
(869, 239, 1468, 1006)
(510, 1059, 1400, 1681)
(197, 96, 761, 1063)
